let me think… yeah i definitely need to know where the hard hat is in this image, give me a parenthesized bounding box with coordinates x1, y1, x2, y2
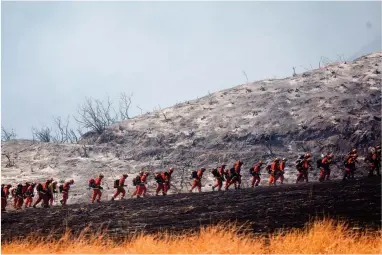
(169, 168, 174, 172)
(282, 158, 287, 161)
(99, 173, 104, 177)
(123, 174, 128, 177)
(305, 153, 311, 158)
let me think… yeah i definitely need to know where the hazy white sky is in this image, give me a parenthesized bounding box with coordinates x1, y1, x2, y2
(2, 1, 381, 139)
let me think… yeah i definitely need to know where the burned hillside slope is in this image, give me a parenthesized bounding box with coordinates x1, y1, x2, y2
(1, 52, 381, 204)
(1, 178, 380, 241)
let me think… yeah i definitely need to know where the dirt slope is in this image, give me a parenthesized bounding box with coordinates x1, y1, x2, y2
(1, 52, 381, 204)
(1, 177, 380, 241)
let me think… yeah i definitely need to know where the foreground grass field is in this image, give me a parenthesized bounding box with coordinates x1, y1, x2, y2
(2, 219, 381, 254)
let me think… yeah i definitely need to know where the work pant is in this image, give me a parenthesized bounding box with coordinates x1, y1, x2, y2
(33, 192, 50, 208)
(236, 175, 241, 188)
(296, 170, 308, 183)
(24, 196, 33, 208)
(13, 196, 17, 208)
(369, 164, 381, 176)
(15, 195, 24, 209)
(224, 178, 231, 190)
(225, 176, 238, 190)
(277, 171, 284, 184)
(268, 174, 276, 185)
(113, 187, 126, 199)
(91, 189, 102, 203)
(319, 168, 330, 182)
(164, 181, 170, 194)
(156, 183, 165, 195)
(343, 166, 355, 180)
(131, 185, 139, 197)
(137, 184, 147, 197)
(1, 197, 7, 211)
(190, 179, 201, 192)
(251, 175, 260, 187)
(61, 191, 69, 205)
(49, 195, 54, 206)
(213, 179, 223, 191)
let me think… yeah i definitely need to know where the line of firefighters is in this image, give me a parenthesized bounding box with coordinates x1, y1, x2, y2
(1, 145, 380, 212)
(1, 179, 74, 211)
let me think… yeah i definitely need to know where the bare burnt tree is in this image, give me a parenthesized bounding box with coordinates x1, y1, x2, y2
(32, 126, 52, 142)
(78, 141, 89, 158)
(137, 105, 143, 115)
(155, 135, 165, 147)
(74, 96, 118, 134)
(319, 56, 333, 68)
(2, 152, 15, 167)
(242, 70, 249, 84)
(292, 67, 297, 77)
(1, 126, 17, 141)
(119, 92, 133, 120)
(68, 128, 80, 143)
(264, 140, 274, 157)
(157, 104, 171, 122)
(52, 116, 70, 143)
(298, 141, 310, 153)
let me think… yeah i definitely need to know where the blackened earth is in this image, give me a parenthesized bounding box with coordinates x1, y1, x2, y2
(1, 177, 380, 241)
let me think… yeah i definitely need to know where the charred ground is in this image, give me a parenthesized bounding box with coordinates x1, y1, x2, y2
(1, 177, 380, 241)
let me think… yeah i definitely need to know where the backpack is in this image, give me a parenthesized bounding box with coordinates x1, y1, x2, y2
(211, 169, 219, 177)
(249, 167, 254, 175)
(316, 159, 322, 168)
(88, 179, 95, 188)
(132, 177, 140, 186)
(229, 168, 236, 176)
(155, 174, 163, 183)
(58, 184, 63, 193)
(36, 183, 43, 192)
(114, 179, 119, 188)
(15, 184, 23, 195)
(191, 171, 198, 179)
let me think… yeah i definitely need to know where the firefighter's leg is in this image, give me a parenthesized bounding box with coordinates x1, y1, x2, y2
(1, 197, 7, 211)
(326, 169, 331, 180)
(319, 169, 325, 182)
(255, 176, 261, 186)
(279, 173, 284, 184)
(91, 189, 97, 203)
(190, 180, 197, 192)
(304, 171, 309, 183)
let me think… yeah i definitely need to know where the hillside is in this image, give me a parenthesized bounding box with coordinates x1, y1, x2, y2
(1, 178, 380, 241)
(1, 52, 381, 205)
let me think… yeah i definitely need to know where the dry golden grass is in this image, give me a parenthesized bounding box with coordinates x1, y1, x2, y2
(2, 219, 381, 254)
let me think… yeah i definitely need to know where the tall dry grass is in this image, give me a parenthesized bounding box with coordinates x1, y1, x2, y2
(2, 219, 381, 254)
